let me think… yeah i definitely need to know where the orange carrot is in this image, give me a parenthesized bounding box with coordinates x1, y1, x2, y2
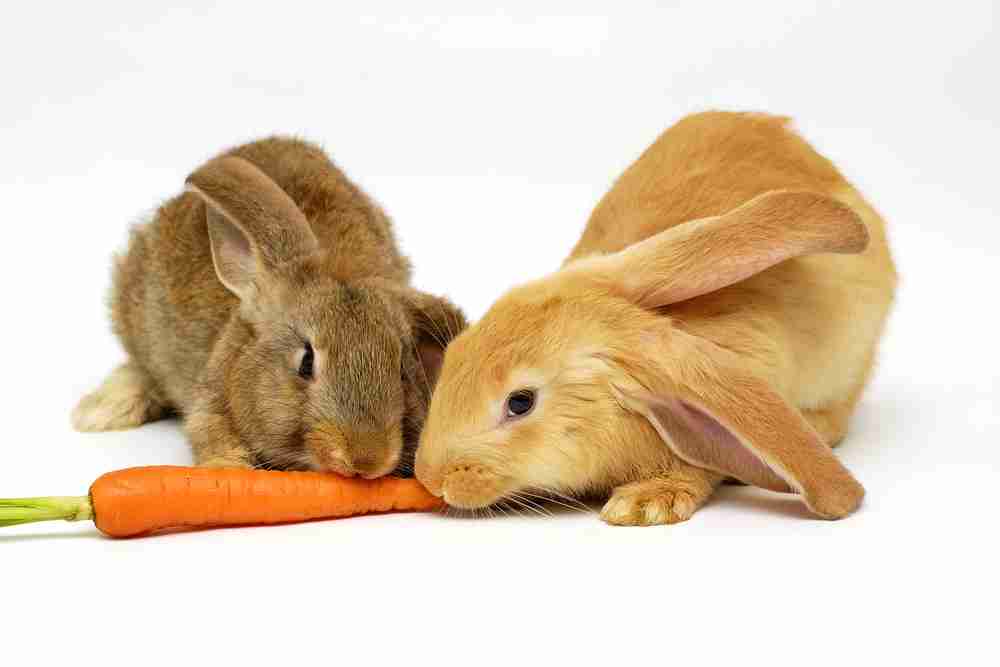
(0, 466, 443, 537)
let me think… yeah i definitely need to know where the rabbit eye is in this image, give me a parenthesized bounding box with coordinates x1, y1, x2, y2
(505, 389, 535, 418)
(298, 342, 315, 380)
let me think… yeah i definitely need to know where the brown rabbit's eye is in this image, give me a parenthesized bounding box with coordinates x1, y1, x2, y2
(505, 389, 535, 418)
(298, 342, 315, 380)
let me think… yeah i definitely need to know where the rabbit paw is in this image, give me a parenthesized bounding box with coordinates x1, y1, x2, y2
(601, 475, 714, 526)
(72, 364, 168, 432)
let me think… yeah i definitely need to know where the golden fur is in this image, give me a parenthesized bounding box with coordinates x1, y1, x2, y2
(73, 137, 465, 477)
(415, 112, 897, 524)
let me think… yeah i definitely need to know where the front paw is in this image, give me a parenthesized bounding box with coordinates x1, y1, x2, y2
(600, 477, 710, 526)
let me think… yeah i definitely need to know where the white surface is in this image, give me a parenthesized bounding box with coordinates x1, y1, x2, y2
(2, 2, 997, 665)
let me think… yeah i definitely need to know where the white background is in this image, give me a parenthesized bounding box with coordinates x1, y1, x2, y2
(2, 1, 997, 665)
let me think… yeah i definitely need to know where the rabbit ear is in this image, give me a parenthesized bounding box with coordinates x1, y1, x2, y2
(184, 156, 318, 300)
(401, 289, 467, 387)
(586, 190, 869, 308)
(619, 328, 865, 519)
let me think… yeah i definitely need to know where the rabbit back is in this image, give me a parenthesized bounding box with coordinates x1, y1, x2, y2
(572, 112, 898, 411)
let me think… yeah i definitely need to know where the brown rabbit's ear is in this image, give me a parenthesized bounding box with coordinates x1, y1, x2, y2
(400, 289, 467, 387)
(619, 328, 865, 519)
(586, 190, 869, 308)
(184, 156, 318, 300)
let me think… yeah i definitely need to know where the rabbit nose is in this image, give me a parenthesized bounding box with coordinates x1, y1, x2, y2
(306, 423, 400, 479)
(343, 428, 402, 479)
(353, 453, 396, 480)
(305, 424, 351, 475)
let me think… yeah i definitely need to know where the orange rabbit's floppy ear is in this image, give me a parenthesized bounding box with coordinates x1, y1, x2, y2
(582, 190, 870, 308)
(617, 329, 865, 519)
(185, 156, 319, 300)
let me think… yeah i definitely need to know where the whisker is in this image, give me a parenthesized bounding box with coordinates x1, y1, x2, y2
(504, 496, 539, 516)
(535, 488, 593, 512)
(506, 494, 549, 517)
(519, 490, 591, 514)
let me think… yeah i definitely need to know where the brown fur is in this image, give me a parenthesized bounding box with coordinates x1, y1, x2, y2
(73, 137, 466, 477)
(415, 112, 897, 524)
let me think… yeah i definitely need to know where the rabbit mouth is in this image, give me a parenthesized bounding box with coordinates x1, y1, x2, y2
(302, 426, 357, 477)
(307, 448, 398, 479)
(303, 423, 403, 479)
(438, 464, 513, 509)
(315, 457, 359, 478)
(309, 448, 401, 479)
(358, 451, 401, 479)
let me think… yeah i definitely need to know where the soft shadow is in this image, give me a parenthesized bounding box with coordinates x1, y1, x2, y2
(711, 486, 816, 520)
(0, 528, 104, 544)
(430, 497, 598, 522)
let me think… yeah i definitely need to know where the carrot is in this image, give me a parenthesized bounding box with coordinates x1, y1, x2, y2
(0, 466, 443, 537)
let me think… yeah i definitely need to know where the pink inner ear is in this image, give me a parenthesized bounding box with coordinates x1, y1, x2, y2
(648, 397, 794, 493)
(416, 340, 445, 388)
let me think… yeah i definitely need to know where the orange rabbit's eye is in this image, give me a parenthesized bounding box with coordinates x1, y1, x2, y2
(505, 389, 535, 419)
(298, 342, 315, 380)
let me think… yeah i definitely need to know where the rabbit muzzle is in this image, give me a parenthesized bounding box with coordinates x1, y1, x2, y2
(305, 422, 402, 479)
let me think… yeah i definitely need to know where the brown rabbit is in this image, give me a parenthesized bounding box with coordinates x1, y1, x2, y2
(73, 137, 465, 477)
(414, 112, 897, 524)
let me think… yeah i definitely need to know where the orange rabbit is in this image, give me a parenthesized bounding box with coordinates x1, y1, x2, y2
(414, 112, 897, 525)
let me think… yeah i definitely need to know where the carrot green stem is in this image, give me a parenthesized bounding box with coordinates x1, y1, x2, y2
(0, 496, 93, 528)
